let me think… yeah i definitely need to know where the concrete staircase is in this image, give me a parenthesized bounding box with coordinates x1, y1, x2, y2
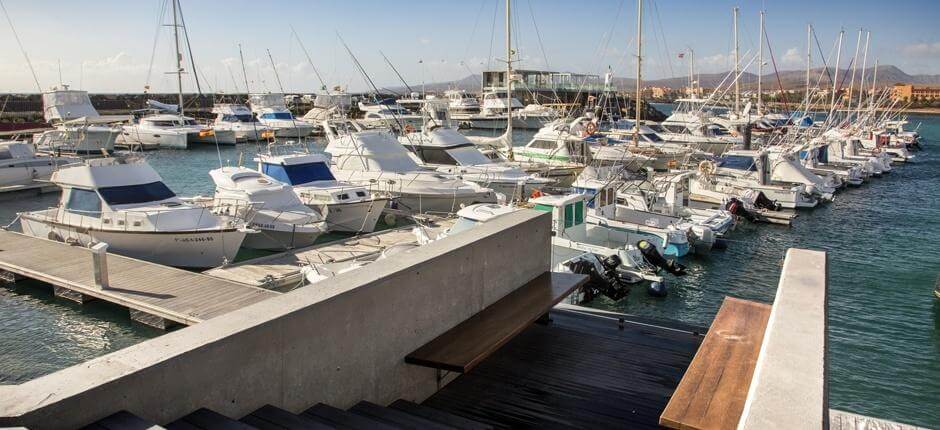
(84, 400, 494, 430)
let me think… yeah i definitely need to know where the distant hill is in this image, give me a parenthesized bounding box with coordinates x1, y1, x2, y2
(391, 65, 940, 94)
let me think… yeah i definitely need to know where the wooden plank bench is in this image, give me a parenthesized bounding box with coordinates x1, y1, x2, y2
(405, 271, 588, 374)
(659, 297, 772, 430)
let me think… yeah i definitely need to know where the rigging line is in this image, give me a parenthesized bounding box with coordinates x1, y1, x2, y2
(175, 0, 202, 96)
(486, 0, 499, 72)
(812, 28, 833, 86)
(336, 32, 407, 135)
(145, 0, 168, 90)
(0, 0, 42, 92)
(762, 24, 790, 115)
(525, 0, 563, 106)
(462, 0, 488, 62)
(650, 0, 675, 81)
(379, 51, 414, 94)
(290, 25, 329, 93)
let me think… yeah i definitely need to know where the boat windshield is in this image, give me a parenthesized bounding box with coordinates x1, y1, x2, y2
(447, 218, 482, 235)
(717, 155, 757, 171)
(98, 181, 177, 205)
(261, 112, 295, 120)
(642, 133, 663, 143)
(262, 162, 336, 185)
(223, 114, 258, 123)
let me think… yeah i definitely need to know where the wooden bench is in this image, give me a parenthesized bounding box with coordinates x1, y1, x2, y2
(405, 271, 588, 374)
(660, 297, 772, 430)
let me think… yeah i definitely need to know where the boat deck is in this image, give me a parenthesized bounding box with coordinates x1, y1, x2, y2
(204, 220, 455, 289)
(0, 230, 278, 328)
(422, 306, 705, 429)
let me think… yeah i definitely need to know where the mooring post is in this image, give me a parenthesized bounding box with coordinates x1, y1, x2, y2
(91, 242, 109, 289)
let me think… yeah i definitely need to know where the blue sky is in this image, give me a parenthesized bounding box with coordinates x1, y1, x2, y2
(1, 0, 937, 93)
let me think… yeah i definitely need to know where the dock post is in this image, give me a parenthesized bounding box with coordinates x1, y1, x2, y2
(91, 243, 109, 289)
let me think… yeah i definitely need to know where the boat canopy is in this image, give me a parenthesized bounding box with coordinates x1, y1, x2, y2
(42, 90, 100, 122)
(249, 93, 288, 110)
(51, 159, 166, 189)
(328, 131, 422, 172)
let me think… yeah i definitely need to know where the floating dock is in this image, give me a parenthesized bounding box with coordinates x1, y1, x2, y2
(205, 219, 455, 289)
(0, 230, 278, 328)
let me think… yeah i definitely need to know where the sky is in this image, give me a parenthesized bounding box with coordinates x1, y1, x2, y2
(0, 0, 938, 94)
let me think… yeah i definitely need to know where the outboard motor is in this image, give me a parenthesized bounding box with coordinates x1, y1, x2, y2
(637, 240, 686, 276)
(751, 191, 781, 211)
(725, 197, 756, 222)
(563, 254, 634, 302)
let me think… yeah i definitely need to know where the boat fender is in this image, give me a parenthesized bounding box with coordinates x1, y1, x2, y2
(636, 240, 686, 276)
(647, 281, 667, 297)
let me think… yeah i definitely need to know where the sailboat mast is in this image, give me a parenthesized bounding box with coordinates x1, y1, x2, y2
(688, 48, 694, 97)
(733, 7, 739, 114)
(869, 59, 878, 111)
(805, 24, 812, 104)
(505, 0, 514, 160)
(633, 0, 642, 145)
(757, 10, 764, 115)
(857, 31, 871, 110)
(172, 0, 184, 117)
(847, 29, 862, 112)
(831, 30, 844, 110)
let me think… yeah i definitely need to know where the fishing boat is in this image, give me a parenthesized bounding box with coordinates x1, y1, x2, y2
(323, 121, 496, 214)
(256, 152, 389, 233)
(357, 98, 425, 132)
(119, 112, 235, 150)
(32, 88, 126, 155)
(798, 144, 865, 186)
(250, 93, 317, 138)
(18, 158, 248, 268)
(689, 149, 819, 209)
(616, 172, 737, 238)
(212, 104, 273, 142)
(444, 89, 480, 116)
(197, 166, 327, 250)
(399, 126, 554, 201)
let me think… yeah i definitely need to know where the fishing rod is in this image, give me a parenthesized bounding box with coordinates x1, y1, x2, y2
(379, 51, 414, 95)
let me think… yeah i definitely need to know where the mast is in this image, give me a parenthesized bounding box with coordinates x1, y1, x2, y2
(805, 24, 812, 104)
(633, 0, 642, 145)
(733, 7, 739, 115)
(505, 0, 514, 160)
(171, 0, 184, 117)
(830, 30, 844, 110)
(757, 10, 764, 115)
(846, 29, 862, 112)
(869, 59, 879, 111)
(688, 48, 695, 98)
(857, 31, 871, 110)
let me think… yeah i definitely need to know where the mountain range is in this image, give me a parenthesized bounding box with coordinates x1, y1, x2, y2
(389, 65, 940, 94)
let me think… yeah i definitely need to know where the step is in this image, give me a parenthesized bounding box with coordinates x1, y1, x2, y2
(240, 405, 334, 430)
(389, 400, 493, 430)
(167, 408, 256, 430)
(302, 403, 399, 430)
(84, 411, 166, 430)
(348, 401, 455, 430)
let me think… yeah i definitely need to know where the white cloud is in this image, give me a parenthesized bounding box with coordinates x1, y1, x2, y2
(418, 37, 431, 46)
(902, 42, 940, 57)
(781, 48, 802, 67)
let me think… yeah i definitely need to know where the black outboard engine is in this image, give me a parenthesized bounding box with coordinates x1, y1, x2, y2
(725, 197, 756, 222)
(564, 254, 633, 302)
(751, 191, 781, 211)
(637, 240, 686, 276)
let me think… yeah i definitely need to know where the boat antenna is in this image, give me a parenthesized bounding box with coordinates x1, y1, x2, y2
(290, 25, 330, 94)
(175, 0, 203, 96)
(379, 51, 414, 94)
(0, 0, 42, 92)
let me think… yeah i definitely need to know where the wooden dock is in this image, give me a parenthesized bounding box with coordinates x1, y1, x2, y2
(205, 220, 454, 290)
(0, 230, 278, 328)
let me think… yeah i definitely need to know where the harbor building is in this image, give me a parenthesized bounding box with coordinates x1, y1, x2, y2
(893, 83, 940, 102)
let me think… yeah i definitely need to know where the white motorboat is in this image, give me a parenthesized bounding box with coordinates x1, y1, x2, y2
(399, 126, 553, 201)
(19, 158, 248, 268)
(212, 104, 273, 142)
(301, 92, 353, 122)
(444, 89, 480, 116)
(323, 121, 497, 214)
(689, 150, 819, 209)
(201, 166, 326, 250)
(616, 172, 736, 239)
(451, 91, 555, 130)
(517, 118, 654, 172)
(256, 152, 389, 233)
(0, 141, 79, 189)
(765, 146, 840, 200)
(250, 93, 317, 138)
(32, 88, 127, 155)
(357, 98, 424, 132)
(119, 113, 236, 150)
(799, 143, 865, 186)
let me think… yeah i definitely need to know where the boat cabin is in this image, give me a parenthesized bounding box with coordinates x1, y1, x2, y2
(530, 194, 587, 241)
(715, 150, 771, 185)
(257, 154, 369, 203)
(41, 89, 100, 123)
(212, 104, 260, 123)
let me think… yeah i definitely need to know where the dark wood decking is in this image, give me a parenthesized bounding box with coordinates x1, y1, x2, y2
(421, 308, 705, 429)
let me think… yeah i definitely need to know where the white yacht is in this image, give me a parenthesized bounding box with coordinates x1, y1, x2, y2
(0, 141, 79, 189)
(399, 126, 554, 201)
(212, 104, 273, 142)
(256, 152, 389, 233)
(357, 98, 424, 132)
(799, 143, 865, 186)
(199, 167, 326, 250)
(452, 91, 555, 130)
(323, 121, 497, 214)
(444, 89, 480, 116)
(19, 158, 248, 268)
(250, 93, 317, 138)
(688, 150, 818, 209)
(120, 112, 237, 150)
(516, 118, 654, 172)
(32, 88, 126, 155)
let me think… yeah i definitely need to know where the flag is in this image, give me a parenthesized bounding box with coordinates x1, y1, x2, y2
(678, 53, 685, 58)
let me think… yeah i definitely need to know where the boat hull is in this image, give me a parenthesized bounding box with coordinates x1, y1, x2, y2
(241, 228, 321, 251)
(392, 191, 496, 215)
(321, 198, 388, 233)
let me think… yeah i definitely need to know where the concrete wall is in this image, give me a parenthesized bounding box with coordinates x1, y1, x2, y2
(738, 248, 829, 430)
(0, 210, 551, 429)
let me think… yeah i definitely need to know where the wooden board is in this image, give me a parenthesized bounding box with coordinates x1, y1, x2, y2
(659, 297, 771, 430)
(405, 272, 588, 373)
(0, 230, 278, 326)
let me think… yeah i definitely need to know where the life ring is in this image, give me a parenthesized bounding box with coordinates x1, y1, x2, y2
(403, 124, 416, 134)
(581, 122, 598, 138)
(530, 189, 544, 199)
(698, 160, 716, 176)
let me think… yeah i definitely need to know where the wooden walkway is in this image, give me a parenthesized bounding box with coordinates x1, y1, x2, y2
(205, 221, 454, 290)
(0, 230, 278, 328)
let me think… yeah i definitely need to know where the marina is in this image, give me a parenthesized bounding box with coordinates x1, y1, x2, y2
(0, 0, 938, 428)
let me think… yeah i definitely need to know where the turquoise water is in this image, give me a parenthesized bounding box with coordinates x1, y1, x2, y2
(0, 118, 939, 427)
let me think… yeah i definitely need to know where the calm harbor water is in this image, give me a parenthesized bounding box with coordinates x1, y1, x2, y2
(0, 114, 938, 427)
